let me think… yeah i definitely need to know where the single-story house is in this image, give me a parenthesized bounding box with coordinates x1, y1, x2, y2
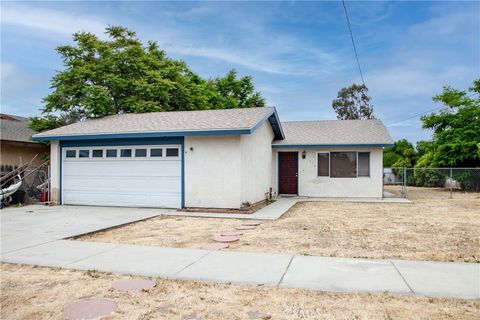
(0, 113, 49, 168)
(33, 107, 393, 209)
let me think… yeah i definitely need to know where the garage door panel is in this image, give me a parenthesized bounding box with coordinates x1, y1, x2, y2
(63, 192, 180, 208)
(62, 145, 182, 208)
(63, 161, 181, 177)
(63, 176, 180, 193)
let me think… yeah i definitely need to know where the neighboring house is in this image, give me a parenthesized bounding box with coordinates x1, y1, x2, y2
(33, 107, 393, 209)
(0, 114, 48, 168)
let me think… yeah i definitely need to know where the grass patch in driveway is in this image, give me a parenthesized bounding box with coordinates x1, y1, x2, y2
(78, 187, 480, 262)
(1, 263, 479, 320)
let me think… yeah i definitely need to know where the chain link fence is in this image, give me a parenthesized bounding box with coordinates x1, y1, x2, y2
(384, 167, 480, 199)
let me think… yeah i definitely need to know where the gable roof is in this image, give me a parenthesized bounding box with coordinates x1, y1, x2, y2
(272, 119, 393, 147)
(0, 114, 39, 143)
(33, 107, 284, 141)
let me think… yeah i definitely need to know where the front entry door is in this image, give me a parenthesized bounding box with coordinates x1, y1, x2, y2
(278, 152, 298, 194)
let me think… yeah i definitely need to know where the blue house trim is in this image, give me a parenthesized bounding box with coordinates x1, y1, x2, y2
(271, 143, 394, 148)
(59, 137, 185, 208)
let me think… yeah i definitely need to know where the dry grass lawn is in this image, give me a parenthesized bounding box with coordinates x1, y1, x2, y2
(79, 187, 480, 262)
(1, 263, 479, 320)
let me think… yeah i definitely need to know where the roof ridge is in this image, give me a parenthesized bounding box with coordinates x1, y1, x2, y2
(102, 107, 273, 118)
(281, 119, 381, 123)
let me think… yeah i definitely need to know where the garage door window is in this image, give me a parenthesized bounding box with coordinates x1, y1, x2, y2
(120, 149, 132, 157)
(135, 149, 147, 157)
(166, 148, 179, 157)
(79, 150, 90, 158)
(106, 149, 117, 158)
(150, 148, 162, 157)
(92, 150, 104, 158)
(66, 150, 76, 158)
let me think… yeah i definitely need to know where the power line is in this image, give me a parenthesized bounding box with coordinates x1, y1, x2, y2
(386, 92, 479, 126)
(342, 0, 365, 87)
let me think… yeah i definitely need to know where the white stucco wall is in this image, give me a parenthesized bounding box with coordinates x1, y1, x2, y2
(184, 135, 242, 208)
(272, 148, 384, 198)
(240, 121, 275, 205)
(50, 140, 61, 203)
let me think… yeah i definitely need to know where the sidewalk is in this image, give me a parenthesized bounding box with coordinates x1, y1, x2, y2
(2, 239, 478, 300)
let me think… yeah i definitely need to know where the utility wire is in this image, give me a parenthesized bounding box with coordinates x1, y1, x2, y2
(386, 92, 479, 126)
(342, 0, 365, 86)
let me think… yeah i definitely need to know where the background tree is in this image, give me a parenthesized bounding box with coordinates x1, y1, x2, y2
(332, 83, 374, 120)
(383, 139, 417, 168)
(419, 79, 480, 168)
(30, 26, 265, 131)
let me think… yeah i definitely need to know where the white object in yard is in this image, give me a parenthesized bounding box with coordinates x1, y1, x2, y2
(61, 145, 181, 208)
(445, 178, 461, 189)
(0, 175, 22, 201)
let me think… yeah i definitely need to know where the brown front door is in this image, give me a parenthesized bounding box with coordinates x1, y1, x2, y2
(278, 152, 298, 194)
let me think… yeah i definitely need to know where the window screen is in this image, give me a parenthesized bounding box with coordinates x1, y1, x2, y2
(79, 150, 90, 158)
(92, 150, 103, 158)
(135, 149, 147, 157)
(106, 149, 117, 158)
(150, 148, 162, 157)
(358, 152, 370, 177)
(120, 149, 132, 157)
(317, 153, 329, 176)
(66, 150, 76, 158)
(166, 148, 179, 157)
(330, 152, 357, 178)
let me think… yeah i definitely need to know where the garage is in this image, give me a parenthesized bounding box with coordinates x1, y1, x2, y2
(61, 144, 181, 208)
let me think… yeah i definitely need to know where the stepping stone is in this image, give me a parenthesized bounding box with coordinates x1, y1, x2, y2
(112, 278, 155, 292)
(63, 298, 117, 320)
(242, 221, 261, 226)
(201, 242, 230, 250)
(221, 231, 243, 236)
(213, 235, 239, 243)
(235, 225, 256, 230)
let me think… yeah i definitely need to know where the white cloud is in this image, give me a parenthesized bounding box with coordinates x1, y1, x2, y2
(1, 4, 108, 38)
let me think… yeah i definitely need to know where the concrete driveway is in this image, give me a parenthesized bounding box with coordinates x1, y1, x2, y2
(1, 204, 167, 254)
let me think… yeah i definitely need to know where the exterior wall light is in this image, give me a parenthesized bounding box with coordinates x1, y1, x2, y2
(302, 150, 306, 159)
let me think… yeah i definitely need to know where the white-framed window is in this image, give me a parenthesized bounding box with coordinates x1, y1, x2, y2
(92, 149, 104, 158)
(106, 149, 117, 158)
(78, 150, 90, 158)
(317, 151, 370, 178)
(317, 152, 329, 176)
(166, 147, 179, 157)
(150, 148, 163, 157)
(65, 150, 76, 158)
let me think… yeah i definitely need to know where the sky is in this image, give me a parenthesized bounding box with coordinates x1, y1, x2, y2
(1, 1, 479, 143)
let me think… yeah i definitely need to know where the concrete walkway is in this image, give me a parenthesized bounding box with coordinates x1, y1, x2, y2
(1, 204, 477, 300)
(2, 239, 478, 300)
(165, 197, 299, 220)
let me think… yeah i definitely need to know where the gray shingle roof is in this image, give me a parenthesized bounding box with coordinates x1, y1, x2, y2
(0, 114, 39, 143)
(273, 119, 393, 146)
(34, 107, 276, 139)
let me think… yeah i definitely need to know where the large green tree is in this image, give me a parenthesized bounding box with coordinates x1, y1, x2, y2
(30, 26, 265, 131)
(332, 83, 374, 120)
(419, 79, 480, 167)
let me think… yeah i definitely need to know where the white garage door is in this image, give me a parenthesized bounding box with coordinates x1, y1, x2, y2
(62, 145, 181, 208)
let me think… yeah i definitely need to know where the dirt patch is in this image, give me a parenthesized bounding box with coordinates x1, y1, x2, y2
(79, 187, 480, 262)
(1, 263, 478, 320)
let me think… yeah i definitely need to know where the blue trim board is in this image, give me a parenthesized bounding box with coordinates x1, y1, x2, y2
(35, 129, 250, 142)
(272, 143, 394, 148)
(59, 136, 185, 208)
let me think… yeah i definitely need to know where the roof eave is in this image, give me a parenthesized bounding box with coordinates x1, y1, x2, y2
(271, 143, 394, 148)
(249, 107, 284, 140)
(32, 128, 256, 142)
